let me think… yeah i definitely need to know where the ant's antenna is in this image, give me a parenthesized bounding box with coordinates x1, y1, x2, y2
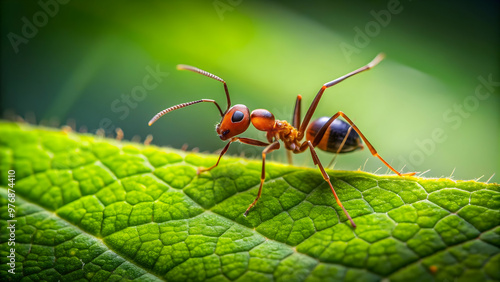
(177, 64, 231, 113)
(148, 99, 223, 126)
(148, 64, 232, 126)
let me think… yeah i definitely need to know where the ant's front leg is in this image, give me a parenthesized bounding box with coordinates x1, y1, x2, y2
(197, 139, 234, 175)
(243, 141, 281, 217)
(197, 137, 269, 175)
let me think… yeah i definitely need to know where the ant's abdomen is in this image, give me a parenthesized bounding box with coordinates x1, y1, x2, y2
(306, 117, 363, 153)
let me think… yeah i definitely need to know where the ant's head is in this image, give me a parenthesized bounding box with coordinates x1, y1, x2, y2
(216, 104, 250, 140)
(149, 64, 253, 141)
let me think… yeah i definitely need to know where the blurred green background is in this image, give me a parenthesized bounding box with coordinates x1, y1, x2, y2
(1, 0, 498, 182)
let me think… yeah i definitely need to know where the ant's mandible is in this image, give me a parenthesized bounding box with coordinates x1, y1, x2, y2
(148, 54, 416, 228)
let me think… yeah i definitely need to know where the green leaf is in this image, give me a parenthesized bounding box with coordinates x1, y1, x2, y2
(1, 121, 499, 281)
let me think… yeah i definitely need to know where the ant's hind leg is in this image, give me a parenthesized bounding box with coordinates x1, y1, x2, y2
(328, 126, 353, 168)
(312, 111, 416, 176)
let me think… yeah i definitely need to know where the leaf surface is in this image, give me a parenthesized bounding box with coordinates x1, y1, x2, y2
(0, 122, 499, 281)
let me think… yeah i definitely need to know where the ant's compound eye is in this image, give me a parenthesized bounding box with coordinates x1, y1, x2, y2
(231, 111, 245, 123)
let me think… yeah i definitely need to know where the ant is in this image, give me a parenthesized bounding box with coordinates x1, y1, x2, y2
(148, 53, 415, 228)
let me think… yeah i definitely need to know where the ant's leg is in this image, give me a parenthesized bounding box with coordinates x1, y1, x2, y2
(237, 137, 270, 147)
(327, 126, 353, 168)
(243, 141, 281, 217)
(312, 111, 415, 176)
(298, 54, 385, 139)
(288, 95, 303, 165)
(292, 95, 302, 129)
(198, 137, 269, 174)
(197, 139, 234, 174)
(301, 141, 356, 228)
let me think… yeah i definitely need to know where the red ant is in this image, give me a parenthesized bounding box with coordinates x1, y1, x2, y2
(148, 54, 415, 228)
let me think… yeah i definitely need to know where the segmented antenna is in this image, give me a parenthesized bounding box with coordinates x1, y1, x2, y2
(148, 99, 223, 126)
(177, 64, 231, 113)
(177, 64, 224, 82)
